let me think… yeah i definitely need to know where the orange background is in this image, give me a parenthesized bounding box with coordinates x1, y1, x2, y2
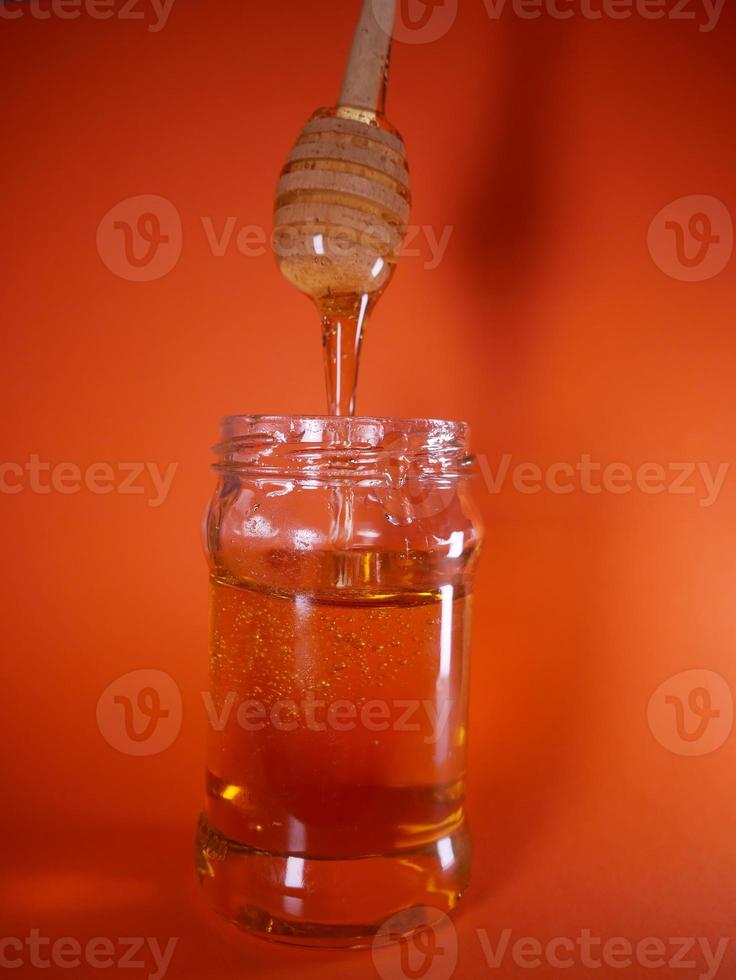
(1, 0, 735, 977)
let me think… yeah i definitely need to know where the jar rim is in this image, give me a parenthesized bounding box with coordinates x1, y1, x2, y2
(215, 415, 473, 479)
(220, 414, 470, 443)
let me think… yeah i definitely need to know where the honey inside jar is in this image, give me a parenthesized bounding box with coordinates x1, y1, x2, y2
(207, 577, 471, 859)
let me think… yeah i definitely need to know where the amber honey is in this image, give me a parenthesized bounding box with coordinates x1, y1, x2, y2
(197, 559, 474, 945)
(207, 571, 471, 851)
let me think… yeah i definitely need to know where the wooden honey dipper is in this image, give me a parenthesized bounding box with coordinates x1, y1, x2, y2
(273, 0, 410, 416)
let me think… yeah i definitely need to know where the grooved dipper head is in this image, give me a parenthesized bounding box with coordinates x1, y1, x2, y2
(273, 106, 411, 317)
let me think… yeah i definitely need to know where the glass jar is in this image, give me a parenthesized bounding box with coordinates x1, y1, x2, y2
(196, 415, 483, 948)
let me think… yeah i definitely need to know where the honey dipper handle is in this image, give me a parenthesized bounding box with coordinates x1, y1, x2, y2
(339, 0, 396, 112)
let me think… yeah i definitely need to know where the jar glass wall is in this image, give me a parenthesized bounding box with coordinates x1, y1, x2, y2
(196, 415, 483, 948)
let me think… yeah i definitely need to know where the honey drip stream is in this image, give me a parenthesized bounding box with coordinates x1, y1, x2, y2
(320, 307, 367, 555)
(322, 306, 369, 418)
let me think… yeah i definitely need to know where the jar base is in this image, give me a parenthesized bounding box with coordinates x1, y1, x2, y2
(195, 814, 471, 949)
